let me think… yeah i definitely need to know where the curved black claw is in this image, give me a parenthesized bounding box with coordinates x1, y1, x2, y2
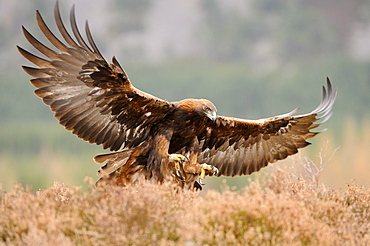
(194, 181, 203, 190)
(205, 165, 219, 176)
(169, 154, 189, 181)
(200, 164, 219, 179)
(175, 169, 183, 179)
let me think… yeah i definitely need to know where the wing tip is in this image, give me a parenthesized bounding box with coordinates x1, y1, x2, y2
(310, 77, 337, 121)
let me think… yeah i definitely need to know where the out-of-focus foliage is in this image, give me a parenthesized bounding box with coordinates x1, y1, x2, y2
(108, 0, 152, 33)
(200, 0, 370, 65)
(1, 174, 370, 245)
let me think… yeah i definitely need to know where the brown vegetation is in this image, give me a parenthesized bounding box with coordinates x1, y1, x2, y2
(1, 172, 369, 245)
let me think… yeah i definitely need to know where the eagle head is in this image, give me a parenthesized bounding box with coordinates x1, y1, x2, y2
(200, 99, 217, 122)
(175, 98, 217, 122)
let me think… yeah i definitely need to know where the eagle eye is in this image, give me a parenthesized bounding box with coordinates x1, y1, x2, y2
(203, 106, 211, 112)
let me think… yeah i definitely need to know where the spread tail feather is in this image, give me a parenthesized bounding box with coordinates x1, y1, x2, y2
(94, 150, 132, 178)
(94, 148, 146, 187)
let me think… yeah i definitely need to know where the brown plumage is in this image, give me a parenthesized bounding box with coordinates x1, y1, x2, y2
(19, 3, 337, 189)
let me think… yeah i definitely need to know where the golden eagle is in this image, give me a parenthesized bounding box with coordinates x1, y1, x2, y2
(18, 3, 337, 189)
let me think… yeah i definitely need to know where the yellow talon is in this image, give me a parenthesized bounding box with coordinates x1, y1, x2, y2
(174, 161, 180, 171)
(169, 154, 188, 164)
(174, 161, 182, 178)
(199, 164, 219, 184)
(200, 167, 206, 180)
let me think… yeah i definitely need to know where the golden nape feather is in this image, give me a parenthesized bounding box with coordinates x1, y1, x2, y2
(19, 2, 337, 189)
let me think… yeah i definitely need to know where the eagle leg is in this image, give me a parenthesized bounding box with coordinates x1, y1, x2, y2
(181, 161, 218, 185)
(168, 153, 189, 179)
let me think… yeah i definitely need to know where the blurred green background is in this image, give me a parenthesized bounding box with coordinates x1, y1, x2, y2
(1, 0, 369, 191)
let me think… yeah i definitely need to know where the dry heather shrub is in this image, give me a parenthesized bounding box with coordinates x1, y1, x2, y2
(195, 172, 370, 246)
(1, 173, 370, 245)
(0, 180, 196, 245)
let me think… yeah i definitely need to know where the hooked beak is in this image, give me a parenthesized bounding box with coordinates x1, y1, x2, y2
(206, 111, 217, 122)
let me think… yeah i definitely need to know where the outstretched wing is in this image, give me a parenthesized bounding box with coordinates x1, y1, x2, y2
(18, 3, 174, 151)
(198, 78, 337, 176)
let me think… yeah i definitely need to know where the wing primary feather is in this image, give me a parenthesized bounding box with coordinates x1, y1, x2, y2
(326, 77, 332, 97)
(17, 46, 51, 68)
(69, 5, 93, 52)
(272, 106, 300, 120)
(310, 87, 327, 116)
(320, 92, 336, 118)
(85, 20, 104, 58)
(22, 26, 58, 60)
(22, 66, 62, 81)
(313, 79, 337, 122)
(312, 78, 336, 115)
(50, 60, 80, 73)
(36, 10, 69, 53)
(54, 2, 79, 49)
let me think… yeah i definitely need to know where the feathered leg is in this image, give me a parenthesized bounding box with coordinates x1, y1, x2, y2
(179, 137, 218, 186)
